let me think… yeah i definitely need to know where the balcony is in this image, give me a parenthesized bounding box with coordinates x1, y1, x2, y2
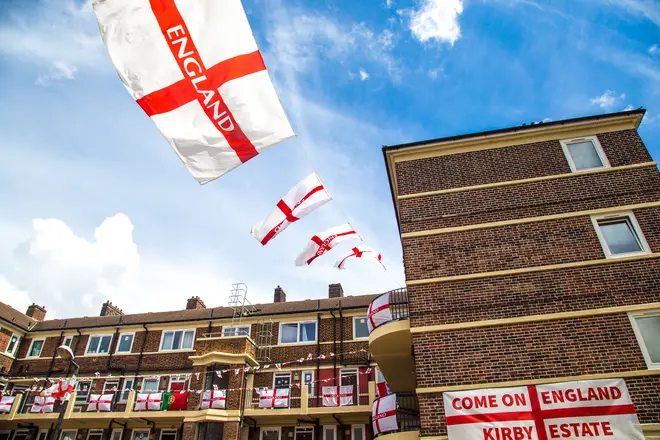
(368, 289, 415, 392)
(190, 334, 259, 367)
(373, 393, 420, 440)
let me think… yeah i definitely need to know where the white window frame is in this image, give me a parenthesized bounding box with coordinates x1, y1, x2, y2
(322, 426, 336, 440)
(294, 427, 314, 440)
(27, 339, 45, 358)
(302, 370, 315, 396)
(260, 427, 281, 440)
(110, 429, 124, 440)
(120, 378, 134, 403)
(351, 425, 365, 440)
(103, 379, 120, 394)
(273, 372, 292, 388)
(278, 321, 317, 345)
(168, 376, 188, 391)
(76, 380, 92, 403)
(62, 336, 73, 347)
(87, 430, 104, 440)
(36, 430, 49, 440)
(85, 334, 113, 355)
(352, 317, 369, 339)
(59, 430, 78, 440)
(115, 332, 135, 354)
(222, 325, 251, 337)
(141, 378, 160, 393)
(629, 310, 660, 370)
(12, 431, 29, 440)
(591, 212, 650, 259)
(159, 430, 177, 440)
(159, 329, 196, 351)
(560, 136, 610, 172)
(5, 333, 20, 356)
(130, 430, 150, 440)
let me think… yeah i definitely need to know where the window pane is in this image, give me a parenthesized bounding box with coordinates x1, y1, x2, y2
(63, 337, 72, 347)
(61, 432, 77, 440)
(111, 432, 123, 440)
(182, 330, 194, 349)
(172, 331, 183, 350)
(161, 332, 174, 350)
(99, 336, 111, 353)
(599, 220, 642, 255)
(121, 379, 134, 401)
(352, 427, 364, 440)
(324, 428, 334, 440)
(567, 141, 603, 170)
(29, 340, 44, 357)
(299, 323, 316, 342)
(87, 336, 100, 354)
(281, 324, 298, 343)
(7, 335, 18, 354)
(142, 379, 159, 392)
(262, 431, 279, 440)
(354, 318, 369, 338)
(161, 432, 177, 440)
(117, 334, 133, 352)
(637, 316, 660, 363)
(132, 432, 149, 440)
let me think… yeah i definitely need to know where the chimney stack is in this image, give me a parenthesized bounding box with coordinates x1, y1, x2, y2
(186, 296, 207, 310)
(100, 301, 124, 317)
(26, 304, 47, 321)
(274, 285, 287, 303)
(329, 283, 344, 298)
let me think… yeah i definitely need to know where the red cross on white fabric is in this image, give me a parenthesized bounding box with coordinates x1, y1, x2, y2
(260, 185, 324, 245)
(373, 397, 398, 435)
(137, 393, 162, 410)
(87, 394, 113, 411)
(306, 230, 357, 265)
(202, 390, 226, 409)
(367, 294, 390, 331)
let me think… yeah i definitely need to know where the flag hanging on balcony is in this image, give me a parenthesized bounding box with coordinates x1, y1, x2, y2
(258, 388, 289, 408)
(30, 396, 55, 413)
(251, 173, 331, 245)
(162, 391, 189, 410)
(91, 0, 295, 184)
(86, 394, 113, 412)
(322, 385, 354, 407)
(367, 293, 393, 333)
(295, 224, 361, 266)
(372, 394, 398, 436)
(41, 377, 77, 401)
(135, 392, 163, 411)
(201, 390, 227, 409)
(335, 246, 383, 270)
(0, 396, 15, 413)
(376, 369, 391, 398)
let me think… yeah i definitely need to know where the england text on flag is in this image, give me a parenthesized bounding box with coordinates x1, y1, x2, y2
(295, 224, 360, 266)
(92, 0, 295, 184)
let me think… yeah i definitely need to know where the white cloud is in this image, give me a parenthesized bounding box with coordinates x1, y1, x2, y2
(589, 90, 626, 110)
(0, 276, 31, 316)
(407, 0, 464, 45)
(624, 104, 635, 111)
(359, 69, 369, 80)
(386, 0, 395, 8)
(651, 44, 659, 55)
(603, 0, 660, 27)
(428, 66, 444, 79)
(542, 117, 553, 123)
(36, 60, 78, 86)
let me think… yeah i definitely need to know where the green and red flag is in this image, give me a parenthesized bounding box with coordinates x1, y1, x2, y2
(162, 392, 189, 411)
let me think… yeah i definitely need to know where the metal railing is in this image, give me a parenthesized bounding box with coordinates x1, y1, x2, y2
(369, 288, 409, 333)
(373, 393, 420, 438)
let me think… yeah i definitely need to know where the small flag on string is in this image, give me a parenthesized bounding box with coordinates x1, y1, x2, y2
(195, 373, 201, 381)
(306, 353, 313, 360)
(275, 364, 281, 370)
(216, 371, 223, 379)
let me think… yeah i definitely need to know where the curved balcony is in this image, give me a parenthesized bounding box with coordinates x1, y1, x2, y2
(372, 393, 420, 440)
(368, 289, 415, 392)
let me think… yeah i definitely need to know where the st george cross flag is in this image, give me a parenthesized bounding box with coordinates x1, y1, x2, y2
(322, 385, 354, 407)
(0, 396, 15, 413)
(367, 293, 392, 333)
(31, 396, 55, 413)
(372, 394, 398, 436)
(201, 390, 226, 409)
(41, 378, 77, 402)
(376, 369, 391, 398)
(92, 0, 294, 184)
(87, 394, 113, 412)
(295, 224, 361, 266)
(335, 246, 383, 270)
(135, 393, 163, 411)
(258, 388, 289, 408)
(251, 173, 331, 245)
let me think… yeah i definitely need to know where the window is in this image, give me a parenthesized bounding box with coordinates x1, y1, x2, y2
(27, 339, 45, 358)
(560, 136, 609, 172)
(169, 377, 187, 391)
(341, 369, 358, 406)
(323, 427, 336, 440)
(141, 378, 159, 393)
(103, 379, 120, 394)
(302, 371, 314, 395)
(86, 335, 113, 355)
(222, 325, 250, 337)
(36, 431, 48, 440)
(260, 428, 281, 440)
(116, 333, 134, 353)
(159, 430, 177, 440)
(131, 431, 150, 440)
(295, 428, 314, 440)
(5, 334, 20, 356)
(353, 317, 369, 339)
(110, 430, 123, 440)
(0, 431, 11, 440)
(63, 336, 73, 347)
(76, 381, 92, 404)
(60, 431, 77, 440)
(592, 213, 650, 258)
(279, 322, 317, 344)
(12, 432, 28, 440)
(630, 311, 660, 369)
(351, 426, 364, 440)
(160, 329, 195, 351)
(87, 430, 104, 440)
(120, 379, 134, 402)
(274, 373, 291, 389)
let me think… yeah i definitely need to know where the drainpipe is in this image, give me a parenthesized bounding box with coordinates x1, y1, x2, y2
(338, 302, 347, 366)
(238, 370, 249, 440)
(315, 311, 321, 407)
(47, 331, 65, 378)
(106, 328, 120, 372)
(133, 324, 149, 384)
(330, 309, 337, 387)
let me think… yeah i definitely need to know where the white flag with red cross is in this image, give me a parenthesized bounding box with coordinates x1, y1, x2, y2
(251, 173, 331, 245)
(322, 385, 354, 407)
(40, 377, 77, 402)
(0, 396, 15, 413)
(92, 0, 294, 184)
(201, 390, 227, 409)
(87, 394, 114, 412)
(135, 392, 163, 411)
(372, 393, 398, 436)
(258, 388, 289, 408)
(367, 293, 392, 333)
(376, 368, 391, 398)
(30, 396, 56, 413)
(295, 224, 361, 266)
(335, 246, 383, 270)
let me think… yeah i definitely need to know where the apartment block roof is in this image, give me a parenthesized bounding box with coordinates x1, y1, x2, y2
(0, 301, 36, 331)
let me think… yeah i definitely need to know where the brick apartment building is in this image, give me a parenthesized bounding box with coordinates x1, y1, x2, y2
(371, 108, 659, 439)
(0, 284, 386, 440)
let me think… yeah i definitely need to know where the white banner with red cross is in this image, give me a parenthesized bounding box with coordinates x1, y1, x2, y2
(258, 388, 289, 408)
(444, 379, 644, 440)
(367, 293, 392, 333)
(376, 368, 391, 398)
(251, 173, 331, 245)
(372, 393, 398, 436)
(201, 390, 227, 409)
(41, 377, 77, 401)
(135, 392, 163, 411)
(295, 224, 361, 266)
(30, 396, 55, 413)
(335, 245, 383, 270)
(87, 394, 113, 412)
(92, 0, 294, 184)
(322, 385, 354, 407)
(0, 396, 15, 413)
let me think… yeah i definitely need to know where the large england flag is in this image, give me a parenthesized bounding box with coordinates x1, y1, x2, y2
(92, 0, 295, 184)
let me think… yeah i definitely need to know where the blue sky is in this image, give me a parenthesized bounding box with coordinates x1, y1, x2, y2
(0, 0, 658, 318)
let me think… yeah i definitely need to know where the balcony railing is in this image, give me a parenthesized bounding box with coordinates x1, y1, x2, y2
(373, 393, 420, 438)
(368, 288, 409, 333)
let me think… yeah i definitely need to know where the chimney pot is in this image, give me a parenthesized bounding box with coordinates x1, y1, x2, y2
(26, 303, 47, 321)
(329, 283, 344, 298)
(186, 296, 206, 310)
(274, 285, 287, 303)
